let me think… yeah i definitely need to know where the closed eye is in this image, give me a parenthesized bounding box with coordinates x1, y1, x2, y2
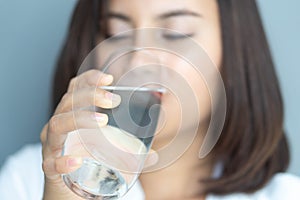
(162, 33, 195, 40)
(106, 33, 132, 41)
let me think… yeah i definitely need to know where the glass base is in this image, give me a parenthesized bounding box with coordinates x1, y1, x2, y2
(63, 175, 118, 200)
(62, 158, 127, 199)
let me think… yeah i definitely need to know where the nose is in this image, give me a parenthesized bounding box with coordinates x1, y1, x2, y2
(129, 49, 156, 68)
(131, 49, 162, 81)
(114, 48, 163, 87)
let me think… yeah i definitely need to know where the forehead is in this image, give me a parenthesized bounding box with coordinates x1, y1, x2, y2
(108, 0, 210, 16)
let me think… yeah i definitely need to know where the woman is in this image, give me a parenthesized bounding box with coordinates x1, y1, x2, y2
(0, 0, 299, 199)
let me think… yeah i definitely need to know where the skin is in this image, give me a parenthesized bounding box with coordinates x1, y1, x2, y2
(41, 0, 222, 199)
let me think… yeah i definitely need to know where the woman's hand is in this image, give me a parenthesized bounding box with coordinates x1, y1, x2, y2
(40, 70, 121, 200)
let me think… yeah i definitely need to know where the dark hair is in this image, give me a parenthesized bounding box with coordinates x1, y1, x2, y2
(52, 0, 106, 107)
(52, 0, 290, 195)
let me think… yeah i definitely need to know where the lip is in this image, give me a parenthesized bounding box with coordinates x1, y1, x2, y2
(152, 91, 162, 100)
(100, 85, 166, 101)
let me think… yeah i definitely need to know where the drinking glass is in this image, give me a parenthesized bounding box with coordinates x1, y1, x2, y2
(62, 47, 165, 199)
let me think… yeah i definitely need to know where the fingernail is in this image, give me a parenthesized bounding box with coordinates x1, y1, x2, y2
(148, 152, 159, 164)
(67, 157, 82, 167)
(105, 91, 113, 99)
(95, 113, 107, 122)
(105, 92, 121, 104)
(101, 74, 113, 85)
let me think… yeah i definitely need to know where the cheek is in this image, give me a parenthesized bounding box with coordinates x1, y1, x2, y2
(197, 31, 223, 69)
(169, 57, 211, 111)
(160, 54, 212, 120)
(198, 17, 223, 69)
(153, 54, 213, 146)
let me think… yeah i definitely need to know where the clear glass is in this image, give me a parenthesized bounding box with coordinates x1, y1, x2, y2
(63, 40, 166, 199)
(59, 27, 227, 199)
(62, 87, 163, 199)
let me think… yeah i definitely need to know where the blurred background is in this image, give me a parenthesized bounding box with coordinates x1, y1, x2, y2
(0, 0, 299, 175)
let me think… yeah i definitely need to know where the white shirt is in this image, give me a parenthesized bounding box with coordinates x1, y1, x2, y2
(0, 144, 299, 200)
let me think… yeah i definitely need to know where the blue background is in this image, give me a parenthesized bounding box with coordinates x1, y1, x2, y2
(0, 0, 299, 175)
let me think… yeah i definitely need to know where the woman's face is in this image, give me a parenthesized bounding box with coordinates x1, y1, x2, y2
(106, 0, 222, 146)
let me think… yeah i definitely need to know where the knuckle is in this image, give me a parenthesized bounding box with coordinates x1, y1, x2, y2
(87, 70, 102, 85)
(48, 115, 59, 133)
(40, 131, 46, 144)
(40, 124, 48, 143)
(54, 159, 61, 174)
(42, 159, 51, 173)
(49, 145, 63, 156)
(42, 161, 47, 172)
(89, 69, 100, 74)
(75, 110, 89, 121)
(55, 158, 65, 174)
(61, 92, 71, 103)
(85, 88, 97, 105)
(68, 77, 77, 91)
(89, 69, 102, 76)
(59, 92, 72, 111)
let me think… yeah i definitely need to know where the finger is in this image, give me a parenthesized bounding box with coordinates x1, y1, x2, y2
(55, 87, 121, 114)
(42, 156, 82, 180)
(40, 124, 48, 145)
(68, 69, 113, 92)
(144, 149, 159, 168)
(47, 111, 108, 152)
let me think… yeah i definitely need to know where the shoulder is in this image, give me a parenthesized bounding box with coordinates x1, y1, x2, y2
(1, 143, 43, 175)
(3, 143, 43, 180)
(207, 173, 300, 200)
(263, 173, 300, 198)
(0, 143, 44, 200)
(4, 143, 42, 164)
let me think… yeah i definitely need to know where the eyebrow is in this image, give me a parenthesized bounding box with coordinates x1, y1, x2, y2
(158, 9, 202, 19)
(108, 9, 202, 22)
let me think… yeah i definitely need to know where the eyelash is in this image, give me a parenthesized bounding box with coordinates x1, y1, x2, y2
(162, 33, 195, 40)
(105, 33, 195, 41)
(105, 33, 131, 40)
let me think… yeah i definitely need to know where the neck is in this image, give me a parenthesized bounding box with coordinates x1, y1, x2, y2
(139, 132, 213, 200)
